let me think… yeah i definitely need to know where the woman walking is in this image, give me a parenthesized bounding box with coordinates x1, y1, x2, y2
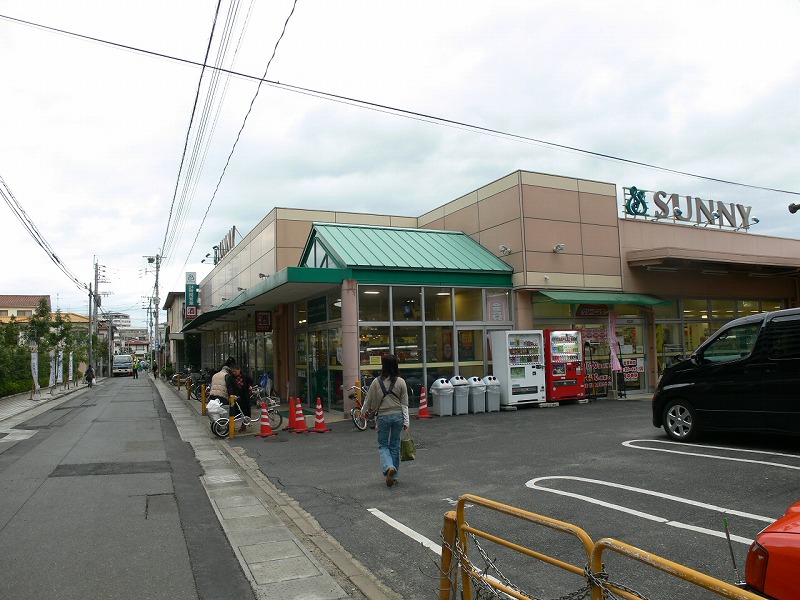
(362, 355, 409, 487)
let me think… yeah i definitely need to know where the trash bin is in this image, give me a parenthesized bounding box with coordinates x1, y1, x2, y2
(482, 376, 501, 412)
(449, 376, 469, 415)
(467, 376, 486, 413)
(430, 378, 454, 416)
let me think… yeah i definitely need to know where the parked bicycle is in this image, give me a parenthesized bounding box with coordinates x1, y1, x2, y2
(190, 376, 209, 402)
(209, 395, 283, 438)
(347, 385, 375, 431)
(170, 365, 193, 387)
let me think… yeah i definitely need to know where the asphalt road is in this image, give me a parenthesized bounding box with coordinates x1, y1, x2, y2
(232, 398, 800, 599)
(0, 377, 254, 600)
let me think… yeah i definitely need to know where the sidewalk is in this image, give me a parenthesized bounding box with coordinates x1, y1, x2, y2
(0, 377, 397, 600)
(158, 379, 398, 600)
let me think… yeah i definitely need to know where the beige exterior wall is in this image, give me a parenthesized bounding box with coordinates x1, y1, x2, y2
(620, 219, 800, 303)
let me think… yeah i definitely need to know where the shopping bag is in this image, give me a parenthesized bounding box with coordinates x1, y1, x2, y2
(400, 430, 416, 461)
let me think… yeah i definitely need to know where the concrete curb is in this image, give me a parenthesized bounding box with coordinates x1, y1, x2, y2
(159, 380, 401, 600)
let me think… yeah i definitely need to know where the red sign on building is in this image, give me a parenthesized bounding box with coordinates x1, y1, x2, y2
(255, 311, 272, 332)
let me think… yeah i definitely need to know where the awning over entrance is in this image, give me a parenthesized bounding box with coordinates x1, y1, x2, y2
(180, 267, 350, 333)
(538, 290, 669, 306)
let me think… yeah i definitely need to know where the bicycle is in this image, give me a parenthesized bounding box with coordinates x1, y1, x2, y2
(170, 365, 193, 387)
(209, 395, 283, 438)
(348, 385, 375, 431)
(210, 401, 254, 438)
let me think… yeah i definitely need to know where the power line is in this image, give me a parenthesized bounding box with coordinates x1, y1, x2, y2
(1, 11, 797, 198)
(0, 173, 88, 292)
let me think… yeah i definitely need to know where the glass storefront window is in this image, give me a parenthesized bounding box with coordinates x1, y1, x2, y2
(615, 304, 643, 318)
(457, 329, 483, 362)
(359, 325, 390, 367)
(486, 289, 511, 322)
(400, 367, 423, 408)
(737, 299, 760, 317)
(454, 288, 483, 321)
(762, 300, 784, 312)
(392, 287, 422, 321)
(653, 300, 678, 319)
(424, 288, 452, 321)
(710, 299, 735, 321)
(683, 322, 710, 354)
(295, 333, 308, 403)
(457, 329, 485, 380)
(683, 299, 708, 320)
(296, 301, 308, 327)
(310, 330, 329, 407)
(328, 328, 343, 411)
(425, 325, 454, 389)
(532, 299, 572, 318)
(394, 326, 422, 364)
(359, 286, 389, 321)
(328, 292, 342, 321)
(655, 323, 683, 374)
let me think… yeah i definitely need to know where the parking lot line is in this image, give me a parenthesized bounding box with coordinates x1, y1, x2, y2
(622, 439, 800, 470)
(368, 508, 442, 556)
(526, 475, 774, 544)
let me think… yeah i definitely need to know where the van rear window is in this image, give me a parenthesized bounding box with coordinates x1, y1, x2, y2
(766, 316, 800, 360)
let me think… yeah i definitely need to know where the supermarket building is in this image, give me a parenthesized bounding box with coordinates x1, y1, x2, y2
(178, 169, 800, 415)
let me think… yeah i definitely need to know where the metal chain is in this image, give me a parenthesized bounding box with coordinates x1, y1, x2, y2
(439, 531, 599, 600)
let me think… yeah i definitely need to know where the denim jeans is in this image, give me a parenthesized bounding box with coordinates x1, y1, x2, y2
(377, 412, 404, 478)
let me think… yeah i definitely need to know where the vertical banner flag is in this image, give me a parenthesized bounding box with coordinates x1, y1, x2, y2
(31, 352, 40, 391)
(608, 311, 622, 372)
(48, 350, 56, 387)
(56, 350, 64, 384)
(69, 352, 74, 384)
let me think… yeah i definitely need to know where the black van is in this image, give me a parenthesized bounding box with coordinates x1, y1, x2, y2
(652, 307, 800, 442)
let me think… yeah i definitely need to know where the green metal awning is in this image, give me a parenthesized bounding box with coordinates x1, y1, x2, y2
(538, 291, 670, 306)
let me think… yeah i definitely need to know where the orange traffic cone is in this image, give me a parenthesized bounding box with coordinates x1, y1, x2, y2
(292, 398, 309, 434)
(415, 386, 432, 419)
(256, 401, 278, 438)
(310, 397, 331, 433)
(285, 397, 296, 431)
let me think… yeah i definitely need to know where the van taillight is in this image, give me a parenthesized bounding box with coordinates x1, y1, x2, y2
(745, 542, 768, 592)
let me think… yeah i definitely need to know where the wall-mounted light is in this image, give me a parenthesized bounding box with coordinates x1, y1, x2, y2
(790, 203, 800, 214)
(237, 287, 245, 291)
(498, 245, 512, 256)
(258, 273, 268, 279)
(700, 269, 728, 275)
(646, 266, 678, 272)
(673, 208, 683, 217)
(221, 298, 227, 302)
(552, 243, 565, 253)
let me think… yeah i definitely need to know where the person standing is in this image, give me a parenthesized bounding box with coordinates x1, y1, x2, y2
(208, 357, 237, 409)
(232, 365, 253, 432)
(362, 354, 409, 487)
(132, 358, 139, 379)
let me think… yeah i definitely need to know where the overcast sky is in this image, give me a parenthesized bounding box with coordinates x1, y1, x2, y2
(1, 0, 799, 328)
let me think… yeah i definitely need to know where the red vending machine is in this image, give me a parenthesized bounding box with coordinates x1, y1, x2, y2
(544, 329, 587, 402)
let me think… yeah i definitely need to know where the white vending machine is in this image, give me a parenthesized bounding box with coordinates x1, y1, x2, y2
(489, 330, 546, 406)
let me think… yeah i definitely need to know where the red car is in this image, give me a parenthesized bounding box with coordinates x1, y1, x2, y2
(746, 501, 800, 599)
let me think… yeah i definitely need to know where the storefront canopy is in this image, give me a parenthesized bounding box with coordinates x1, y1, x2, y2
(537, 290, 670, 306)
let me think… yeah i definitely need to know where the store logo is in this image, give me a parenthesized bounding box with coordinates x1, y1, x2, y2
(623, 187, 757, 230)
(624, 187, 648, 216)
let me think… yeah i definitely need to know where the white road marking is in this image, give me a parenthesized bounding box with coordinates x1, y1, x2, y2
(368, 508, 442, 556)
(526, 475, 774, 544)
(623, 439, 800, 470)
(0, 429, 37, 443)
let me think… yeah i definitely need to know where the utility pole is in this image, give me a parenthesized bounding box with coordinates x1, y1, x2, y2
(88, 283, 93, 367)
(145, 254, 161, 372)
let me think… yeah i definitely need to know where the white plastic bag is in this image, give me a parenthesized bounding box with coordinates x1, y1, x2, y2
(206, 398, 226, 422)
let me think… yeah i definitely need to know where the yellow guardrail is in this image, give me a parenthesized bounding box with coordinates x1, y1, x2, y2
(441, 494, 766, 600)
(592, 538, 765, 600)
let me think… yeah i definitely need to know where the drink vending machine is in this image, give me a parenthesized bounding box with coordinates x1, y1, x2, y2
(544, 329, 586, 402)
(489, 330, 546, 406)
